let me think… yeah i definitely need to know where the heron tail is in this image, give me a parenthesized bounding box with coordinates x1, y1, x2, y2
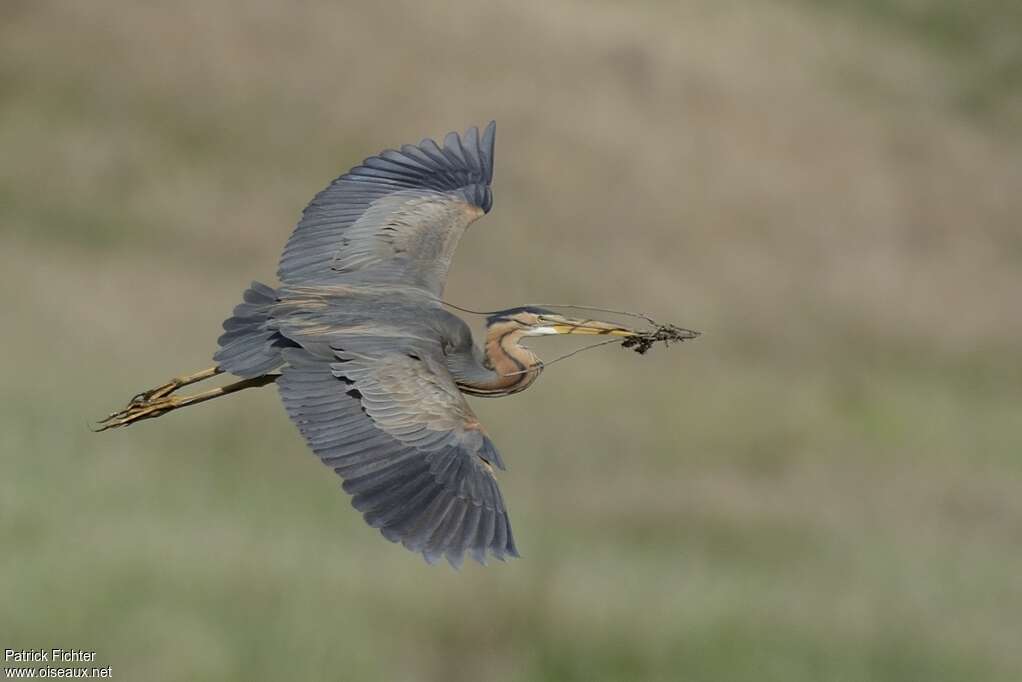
(213, 281, 295, 377)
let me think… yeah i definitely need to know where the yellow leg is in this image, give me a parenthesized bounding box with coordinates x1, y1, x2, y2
(96, 371, 277, 431)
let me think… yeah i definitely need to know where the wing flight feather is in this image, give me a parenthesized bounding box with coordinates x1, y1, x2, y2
(277, 122, 496, 296)
(277, 345, 517, 566)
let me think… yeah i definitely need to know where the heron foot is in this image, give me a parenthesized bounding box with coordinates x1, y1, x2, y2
(94, 366, 223, 432)
(128, 381, 178, 406)
(126, 366, 222, 406)
(94, 369, 278, 433)
(95, 395, 182, 431)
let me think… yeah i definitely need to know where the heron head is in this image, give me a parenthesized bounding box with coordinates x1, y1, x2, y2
(486, 307, 639, 338)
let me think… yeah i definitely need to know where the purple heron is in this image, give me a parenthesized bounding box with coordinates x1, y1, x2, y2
(98, 122, 693, 567)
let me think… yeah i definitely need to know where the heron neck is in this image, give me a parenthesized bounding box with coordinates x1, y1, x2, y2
(456, 329, 543, 397)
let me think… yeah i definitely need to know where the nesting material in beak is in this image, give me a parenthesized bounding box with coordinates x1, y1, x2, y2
(620, 324, 700, 354)
(523, 309, 700, 356)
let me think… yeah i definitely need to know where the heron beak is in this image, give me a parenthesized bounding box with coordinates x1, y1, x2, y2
(538, 316, 639, 337)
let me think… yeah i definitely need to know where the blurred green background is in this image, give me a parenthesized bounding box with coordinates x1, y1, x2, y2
(2, 1, 1021, 680)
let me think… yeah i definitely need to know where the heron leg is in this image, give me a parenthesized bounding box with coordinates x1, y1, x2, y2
(96, 373, 278, 431)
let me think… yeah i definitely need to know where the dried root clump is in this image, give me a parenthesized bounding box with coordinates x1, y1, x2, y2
(621, 323, 700, 355)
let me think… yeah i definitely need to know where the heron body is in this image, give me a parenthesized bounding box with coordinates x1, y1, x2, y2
(100, 122, 640, 567)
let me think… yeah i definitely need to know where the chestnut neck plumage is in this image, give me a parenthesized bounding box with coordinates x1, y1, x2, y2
(455, 321, 544, 397)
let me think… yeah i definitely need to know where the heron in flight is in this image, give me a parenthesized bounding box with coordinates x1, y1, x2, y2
(99, 122, 691, 567)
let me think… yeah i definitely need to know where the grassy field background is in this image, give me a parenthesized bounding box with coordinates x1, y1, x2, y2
(2, 1, 1021, 680)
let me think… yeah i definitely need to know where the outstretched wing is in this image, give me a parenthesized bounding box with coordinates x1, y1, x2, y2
(277, 345, 517, 567)
(277, 122, 496, 296)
